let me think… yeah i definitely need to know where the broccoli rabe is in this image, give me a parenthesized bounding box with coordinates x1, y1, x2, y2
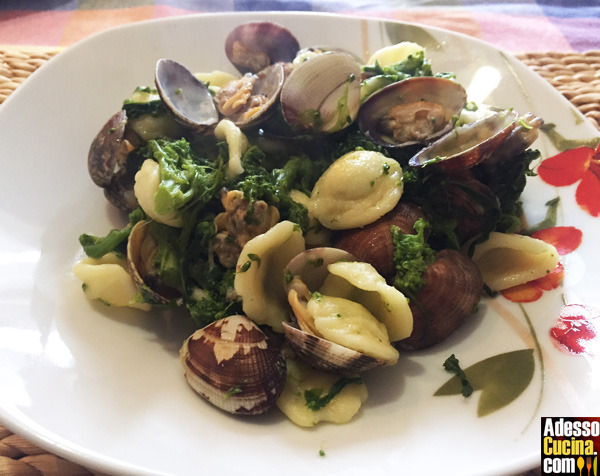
(78, 208, 145, 259)
(391, 218, 436, 297)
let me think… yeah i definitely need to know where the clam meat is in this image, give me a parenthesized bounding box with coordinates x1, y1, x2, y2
(358, 77, 467, 148)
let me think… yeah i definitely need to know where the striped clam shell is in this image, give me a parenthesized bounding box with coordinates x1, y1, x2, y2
(180, 315, 286, 415)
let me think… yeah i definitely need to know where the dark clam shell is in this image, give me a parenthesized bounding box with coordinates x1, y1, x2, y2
(155, 59, 218, 133)
(396, 249, 483, 350)
(334, 202, 427, 282)
(88, 110, 128, 187)
(87, 110, 142, 211)
(225, 21, 300, 74)
(181, 315, 286, 415)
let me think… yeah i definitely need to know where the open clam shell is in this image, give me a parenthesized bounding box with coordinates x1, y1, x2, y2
(358, 77, 467, 148)
(409, 109, 519, 172)
(87, 110, 141, 211)
(280, 51, 362, 134)
(181, 315, 286, 415)
(214, 62, 286, 129)
(127, 220, 182, 305)
(155, 58, 218, 133)
(225, 21, 300, 74)
(282, 247, 402, 373)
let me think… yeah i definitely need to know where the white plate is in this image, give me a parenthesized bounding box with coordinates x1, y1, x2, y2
(1, 12, 599, 476)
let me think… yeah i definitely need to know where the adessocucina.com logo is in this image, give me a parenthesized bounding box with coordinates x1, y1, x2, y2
(542, 417, 599, 475)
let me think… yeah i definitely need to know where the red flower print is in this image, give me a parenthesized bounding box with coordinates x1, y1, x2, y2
(501, 226, 582, 303)
(538, 143, 600, 217)
(550, 304, 599, 355)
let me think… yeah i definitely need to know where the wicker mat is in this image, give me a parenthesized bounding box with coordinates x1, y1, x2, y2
(2, 45, 600, 476)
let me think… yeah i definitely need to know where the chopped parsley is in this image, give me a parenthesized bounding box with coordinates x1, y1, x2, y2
(443, 354, 473, 398)
(304, 377, 363, 411)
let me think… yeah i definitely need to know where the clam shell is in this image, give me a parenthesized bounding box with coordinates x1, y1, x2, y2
(215, 63, 285, 129)
(334, 202, 427, 281)
(88, 110, 128, 187)
(127, 220, 182, 305)
(409, 109, 519, 172)
(282, 321, 385, 374)
(396, 249, 483, 350)
(358, 77, 467, 148)
(155, 59, 218, 133)
(280, 51, 361, 134)
(283, 247, 356, 296)
(180, 315, 286, 415)
(225, 21, 300, 74)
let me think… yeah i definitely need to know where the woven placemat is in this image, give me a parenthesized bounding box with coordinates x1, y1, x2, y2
(2, 46, 598, 476)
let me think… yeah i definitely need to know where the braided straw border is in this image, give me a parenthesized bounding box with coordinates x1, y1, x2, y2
(2, 47, 598, 476)
(515, 50, 600, 130)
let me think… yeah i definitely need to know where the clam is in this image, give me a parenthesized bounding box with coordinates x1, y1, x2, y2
(423, 176, 501, 247)
(225, 21, 300, 74)
(472, 112, 544, 182)
(358, 77, 467, 148)
(87, 110, 140, 211)
(280, 51, 362, 134)
(155, 58, 218, 133)
(127, 220, 182, 305)
(396, 249, 483, 350)
(180, 315, 286, 415)
(282, 247, 404, 373)
(334, 202, 427, 281)
(214, 62, 286, 129)
(408, 109, 519, 172)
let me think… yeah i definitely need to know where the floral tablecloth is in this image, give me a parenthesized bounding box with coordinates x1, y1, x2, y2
(0, 0, 598, 53)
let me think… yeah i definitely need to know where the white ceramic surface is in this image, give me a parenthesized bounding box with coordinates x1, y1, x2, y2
(1, 12, 599, 476)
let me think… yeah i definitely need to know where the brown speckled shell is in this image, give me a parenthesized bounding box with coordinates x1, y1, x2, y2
(282, 322, 385, 374)
(334, 202, 427, 281)
(180, 315, 286, 415)
(397, 249, 483, 350)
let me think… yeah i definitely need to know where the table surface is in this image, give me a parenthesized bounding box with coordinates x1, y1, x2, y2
(0, 0, 599, 53)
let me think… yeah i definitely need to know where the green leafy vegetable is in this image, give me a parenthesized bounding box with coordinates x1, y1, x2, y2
(79, 208, 145, 259)
(391, 218, 435, 297)
(141, 138, 225, 217)
(304, 377, 363, 411)
(442, 354, 473, 398)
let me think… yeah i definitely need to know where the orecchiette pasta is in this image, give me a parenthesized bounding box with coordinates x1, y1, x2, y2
(133, 159, 183, 227)
(234, 220, 306, 332)
(471, 231, 560, 291)
(72, 253, 151, 311)
(276, 358, 368, 427)
(307, 294, 399, 364)
(320, 261, 413, 342)
(309, 150, 403, 230)
(214, 119, 248, 178)
(366, 41, 424, 67)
